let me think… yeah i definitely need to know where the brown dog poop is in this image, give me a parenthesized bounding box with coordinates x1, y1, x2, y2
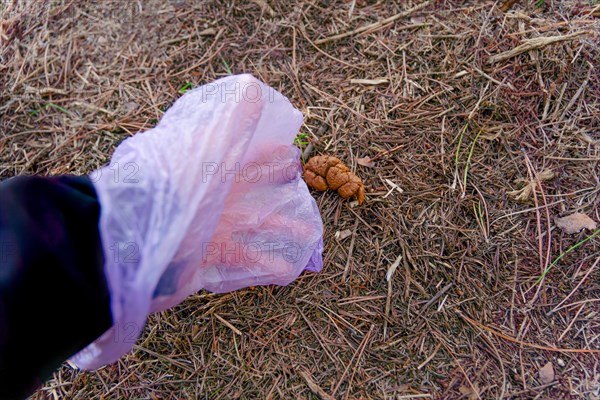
(303, 156, 365, 205)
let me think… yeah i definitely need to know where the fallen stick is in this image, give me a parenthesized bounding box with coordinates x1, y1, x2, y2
(314, 1, 431, 45)
(488, 31, 590, 64)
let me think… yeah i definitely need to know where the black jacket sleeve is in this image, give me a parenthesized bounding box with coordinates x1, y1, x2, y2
(0, 176, 112, 399)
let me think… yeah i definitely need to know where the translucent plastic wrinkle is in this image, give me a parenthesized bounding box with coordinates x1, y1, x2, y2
(71, 74, 324, 369)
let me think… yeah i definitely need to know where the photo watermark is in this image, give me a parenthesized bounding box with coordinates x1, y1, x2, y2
(88, 161, 303, 184)
(197, 81, 278, 104)
(200, 161, 301, 184)
(109, 241, 140, 264)
(201, 240, 303, 264)
(89, 161, 140, 184)
(107, 239, 304, 266)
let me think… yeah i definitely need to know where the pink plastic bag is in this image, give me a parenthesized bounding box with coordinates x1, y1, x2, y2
(71, 74, 324, 369)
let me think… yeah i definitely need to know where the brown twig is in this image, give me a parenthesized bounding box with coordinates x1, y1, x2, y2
(488, 31, 591, 64)
(314, 2, 431, 45)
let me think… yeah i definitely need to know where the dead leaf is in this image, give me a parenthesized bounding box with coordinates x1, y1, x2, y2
(555, 213, 597, 234)
(356, 156, 375, 167)
(335, 229, 353, 241)
(459, 383, 480, 400)
(410, 15, 427, 24)
(508, 184, 532, 202)
(122, 101, 139, 112)
(539, 361, 555, 384)
(514, 169, 555, 185)
(509, 169, 555, 202)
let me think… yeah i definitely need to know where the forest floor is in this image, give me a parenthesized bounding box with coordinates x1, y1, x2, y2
(1, 1, 599, 399)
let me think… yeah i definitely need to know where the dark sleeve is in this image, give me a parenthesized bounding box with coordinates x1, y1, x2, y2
(0, 176, 112, 399)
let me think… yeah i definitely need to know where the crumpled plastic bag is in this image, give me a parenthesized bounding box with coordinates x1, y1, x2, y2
(71, 74, 324, 370)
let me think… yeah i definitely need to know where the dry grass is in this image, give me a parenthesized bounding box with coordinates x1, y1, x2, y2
(1, 0, 600, 399)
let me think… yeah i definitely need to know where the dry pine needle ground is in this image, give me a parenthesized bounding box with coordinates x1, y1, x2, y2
(1, 1, 599, 399)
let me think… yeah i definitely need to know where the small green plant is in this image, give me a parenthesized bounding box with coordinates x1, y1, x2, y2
(473, 199, 489, 240)
(535, 228, 600, 284)
(221, 57, 233, 75)
(454, 123, 482, 196)
(463, 129, 482, 190)
(535, 0, 544, 8)
(294, 132, 309, 147)
(454, 122, 469, 167)
(178, 83, 193, 94)
(44, 102, 71, 115)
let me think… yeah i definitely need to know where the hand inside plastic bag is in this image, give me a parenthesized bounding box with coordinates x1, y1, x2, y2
(71, 74, 324, 369)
